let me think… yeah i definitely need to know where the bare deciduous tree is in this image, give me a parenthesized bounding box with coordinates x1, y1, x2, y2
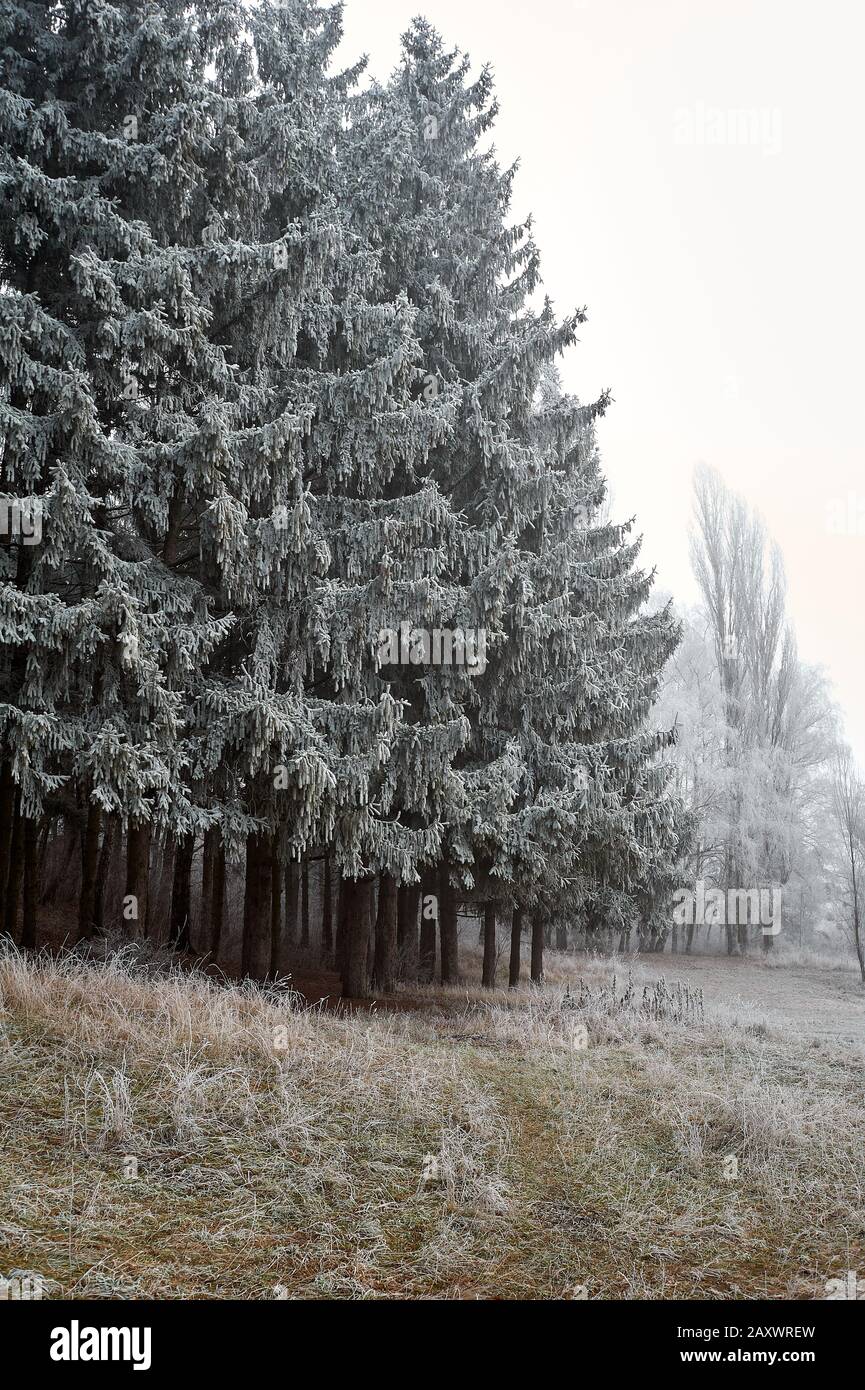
(830, 747, 865, 984)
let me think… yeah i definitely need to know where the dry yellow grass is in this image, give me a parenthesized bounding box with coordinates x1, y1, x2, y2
(1, 938, 863, 1299)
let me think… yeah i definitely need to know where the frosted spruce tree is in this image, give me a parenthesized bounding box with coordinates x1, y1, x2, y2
(223, 1, 485, 992)
(0, 0, 239, 944)
(366, 20, 683, 983)
(80, 0, 482, 992)
(1, 2, 684, 994)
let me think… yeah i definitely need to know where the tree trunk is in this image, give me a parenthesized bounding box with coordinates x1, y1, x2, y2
(418, 870, 437, 982)
(210, 840, 225, 960)
(509, 906, 523, 988)
(397, 882, 421, 972)
(77, 798, 102, 942)
(0, 760, 16, 904)
(372, 871, 398, 993)
(19, 814, 40, 949)
(556, 922, 568, 952)
(43, 820, 78, 905)
(241, 837, 258, 977)
(300, 858, 310, 947)
(201, 827, 217, 952)
(169, 832, 194, 951)
(242, 833, 272, 980)
(36, 819, 50, 884)
(482, 902, 496, 988)
(153, 838, 175, 939)
(342, 876, 373, 999)
(125, 821, 150, 938)
(94, 814, 117, 936)
(270, 834, 282, 977)
(335, 871, 350, 981)
(3, 788, 24, 938)
(365, 882, 376, 986)
(439, 862, 459, 984)
(1, 549, 35, 922)
(530, 911, 544, 983)
(283, 859, 299, 954)
(853, 887, 865, 981)
(848, 847, 865, 981)
(321, 854, 333, 961)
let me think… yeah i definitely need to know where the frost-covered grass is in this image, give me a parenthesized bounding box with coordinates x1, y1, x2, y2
(0, 939, 862, 1299)
(760, 938, 862, 972)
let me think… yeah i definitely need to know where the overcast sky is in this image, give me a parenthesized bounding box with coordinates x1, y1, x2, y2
(338, 0, 865, 764)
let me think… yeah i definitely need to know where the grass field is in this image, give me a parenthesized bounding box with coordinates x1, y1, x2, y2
(1, 938, 863, 1299)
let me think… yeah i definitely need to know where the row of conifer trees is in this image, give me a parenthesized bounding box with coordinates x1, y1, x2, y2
(0, 0, 683, 995)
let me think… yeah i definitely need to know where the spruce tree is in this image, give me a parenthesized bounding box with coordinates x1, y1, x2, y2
(368, 21, 683, 973)
(1, 2, 684, 988)
(0, 0, 239, 943)
(135, 0, 478, 990)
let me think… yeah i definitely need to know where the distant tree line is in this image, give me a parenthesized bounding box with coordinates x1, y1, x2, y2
(655, 465, 863, 968)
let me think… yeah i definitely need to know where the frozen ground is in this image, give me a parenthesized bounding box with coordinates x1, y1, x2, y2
(639, 951, 865, 1046)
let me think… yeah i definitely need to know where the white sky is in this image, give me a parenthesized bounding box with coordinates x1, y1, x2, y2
(338, 0, 865, 764)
